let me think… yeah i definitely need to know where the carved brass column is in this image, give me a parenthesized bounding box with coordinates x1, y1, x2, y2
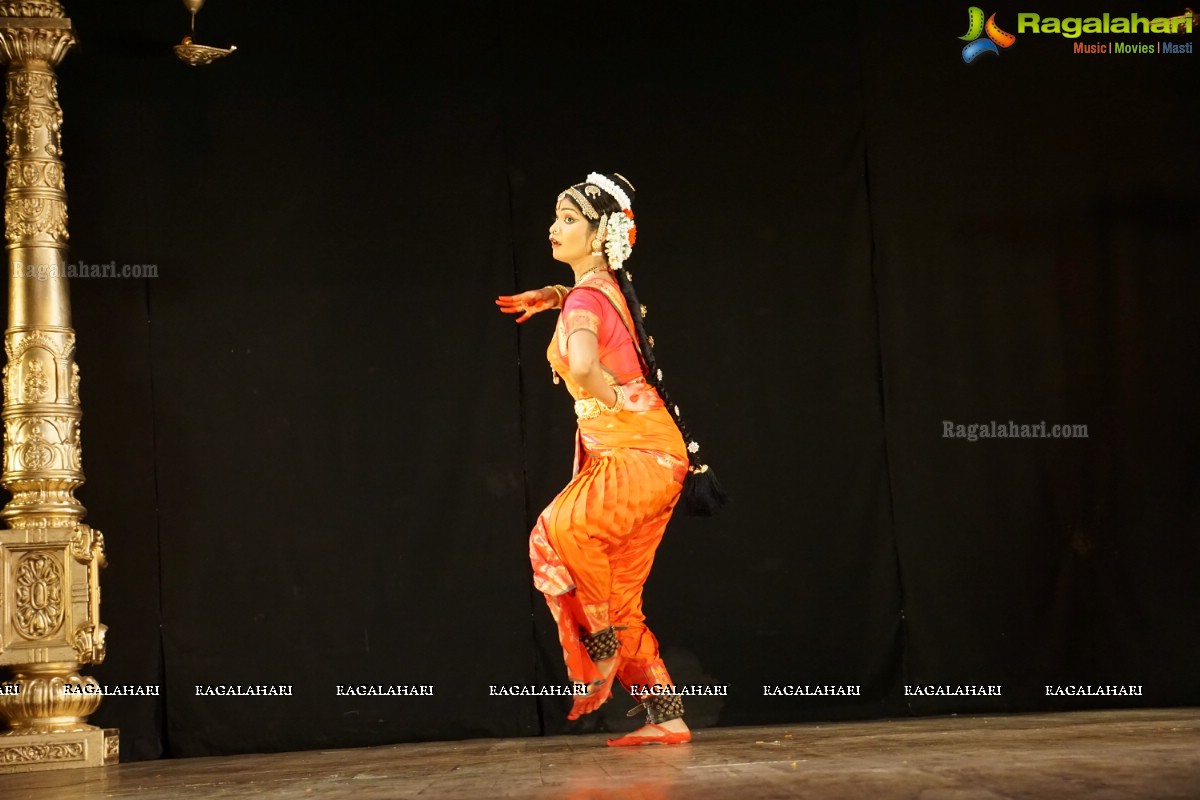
(0, 0, 117, 772)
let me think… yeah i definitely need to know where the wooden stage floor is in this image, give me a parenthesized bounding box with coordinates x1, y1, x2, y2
(2, 708, 1198, 799)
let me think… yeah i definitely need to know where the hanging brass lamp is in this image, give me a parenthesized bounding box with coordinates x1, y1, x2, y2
(174, 0, 236, 66)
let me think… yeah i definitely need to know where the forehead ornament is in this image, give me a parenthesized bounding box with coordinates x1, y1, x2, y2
(558, 187, 599, 220)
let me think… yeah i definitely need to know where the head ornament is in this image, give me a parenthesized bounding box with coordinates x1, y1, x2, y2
(559, 187, 600, 220)
(585, 172, 632, 211)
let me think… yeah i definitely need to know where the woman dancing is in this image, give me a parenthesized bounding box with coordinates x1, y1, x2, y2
(496, 172, 724, 746)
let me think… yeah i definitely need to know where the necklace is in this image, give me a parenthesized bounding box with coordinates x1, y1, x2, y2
(574, 265, 609, 286)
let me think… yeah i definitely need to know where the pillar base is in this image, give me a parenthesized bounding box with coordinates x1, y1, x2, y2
(0, 726, 117, 772)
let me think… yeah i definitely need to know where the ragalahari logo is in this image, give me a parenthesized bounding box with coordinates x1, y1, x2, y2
(960, 7, 1017, 62)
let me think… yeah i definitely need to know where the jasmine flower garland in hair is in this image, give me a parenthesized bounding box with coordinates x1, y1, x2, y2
(586, 172, 632, 210)
(604, 210, 635, 269)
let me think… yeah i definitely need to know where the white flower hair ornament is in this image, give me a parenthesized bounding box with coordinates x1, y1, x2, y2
(603, 209, 636, 270)
(586, 172, 632, 210)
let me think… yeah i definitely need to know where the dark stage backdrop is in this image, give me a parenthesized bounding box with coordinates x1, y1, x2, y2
(23, 1, 1195, 760)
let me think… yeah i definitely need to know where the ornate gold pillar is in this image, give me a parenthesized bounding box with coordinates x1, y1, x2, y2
(0, 0, 117, 772)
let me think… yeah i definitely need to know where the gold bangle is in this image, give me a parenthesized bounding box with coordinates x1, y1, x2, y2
(550, 284, 570, 308)
(597, 384, 625, 414)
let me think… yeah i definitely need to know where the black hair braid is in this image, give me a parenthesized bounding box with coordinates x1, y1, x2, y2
(572, 172, 728, 516)
(613, 266, 728, 517)
(613, 268, 691, 453)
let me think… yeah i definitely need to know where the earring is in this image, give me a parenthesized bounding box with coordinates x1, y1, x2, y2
(590, 239, 603, 256)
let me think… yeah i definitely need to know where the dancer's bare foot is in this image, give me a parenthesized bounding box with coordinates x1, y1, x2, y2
(567, 656, 619, 720)
(607, 717, 691, 746)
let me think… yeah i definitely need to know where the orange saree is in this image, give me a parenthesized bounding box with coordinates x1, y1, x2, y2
(528, 274, 688, 699)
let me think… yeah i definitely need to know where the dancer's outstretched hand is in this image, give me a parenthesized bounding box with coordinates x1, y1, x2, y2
(495, 287, 557, 324)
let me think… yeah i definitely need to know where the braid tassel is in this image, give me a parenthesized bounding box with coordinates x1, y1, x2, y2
(679, 463, 729, 518)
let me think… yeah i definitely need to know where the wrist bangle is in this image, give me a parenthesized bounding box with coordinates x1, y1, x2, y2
(597, 384, 626, 414)
(550, 284, 570, 308)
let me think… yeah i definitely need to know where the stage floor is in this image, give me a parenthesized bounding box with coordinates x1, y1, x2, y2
(2, 708, 1198, 799)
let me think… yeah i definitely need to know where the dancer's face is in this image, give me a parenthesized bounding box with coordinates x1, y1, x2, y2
(548, 198, 593, 264)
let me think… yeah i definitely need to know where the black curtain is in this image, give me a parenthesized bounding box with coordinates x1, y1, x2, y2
(41, 0, 1199, 760)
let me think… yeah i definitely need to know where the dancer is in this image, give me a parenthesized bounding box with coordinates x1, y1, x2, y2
(497, 172, 724, 745)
